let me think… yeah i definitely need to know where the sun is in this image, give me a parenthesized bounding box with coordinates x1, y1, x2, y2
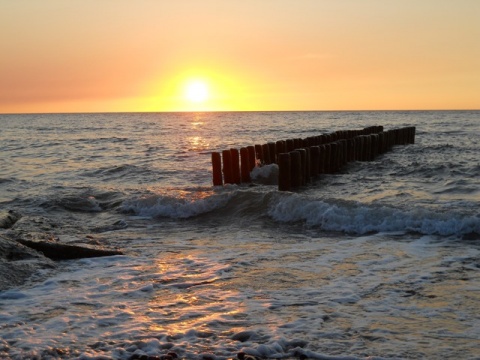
(184, 80, 209, 103)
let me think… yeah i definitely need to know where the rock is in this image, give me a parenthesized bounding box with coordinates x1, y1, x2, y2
(0, 235, 56, 291)
(15, 238, 123, 260)
(0, 210, 22, 229)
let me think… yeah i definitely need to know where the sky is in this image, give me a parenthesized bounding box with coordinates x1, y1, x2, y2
(1, 0, 479, 113)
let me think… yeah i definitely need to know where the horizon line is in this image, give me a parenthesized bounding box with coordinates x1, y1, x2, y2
(1, 108, 479, 116)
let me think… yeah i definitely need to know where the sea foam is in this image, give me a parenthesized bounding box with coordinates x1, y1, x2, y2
(268, 193, 480, 236)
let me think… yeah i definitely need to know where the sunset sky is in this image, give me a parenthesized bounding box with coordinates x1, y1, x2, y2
(1, 0, 479, 113)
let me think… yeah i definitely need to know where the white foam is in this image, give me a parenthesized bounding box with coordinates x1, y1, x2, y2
(268, 193, 480, 236)
(120, 189, 233, 218)
(251, 164, 279, 185)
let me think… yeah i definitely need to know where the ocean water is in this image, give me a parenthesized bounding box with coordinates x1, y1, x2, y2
(0, 111, 479, 360)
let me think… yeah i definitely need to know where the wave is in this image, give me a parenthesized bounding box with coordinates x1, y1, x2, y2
(268, 192, 480, 237)
(120, 187, 235, 219)
(40, 189, 125, 213)
(120, 187, 480, 238)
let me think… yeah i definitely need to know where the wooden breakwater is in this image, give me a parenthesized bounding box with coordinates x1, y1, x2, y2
(211, 126, 415, 191)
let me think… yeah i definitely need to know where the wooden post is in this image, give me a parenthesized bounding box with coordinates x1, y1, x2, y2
(310, 146, 320, 178)
(340, 140, 348, 167)
(318, 144, 325, 174)
(286, 139, 295, 153)
(290, 151, 302, 188)
(222, 149, 233, 184)
(360, 136, 368, 161)
(378, 132, 386, 154)
(355, 136, 362, 161)
(347, 138, 355, 162)
(297, 148, 307, 185)
(324, 143, 331, 173)
(230, 148, 241, 184)
(255, 144, 264, 165)
(293, 138, 302, 150)
(278, 153, 291, 191)
(268, 142, 277, 164)
(262, 144, 271, 164)
(328, 142, 337, 173)
(240, 147, 251, 183)
(247, 145, 256, 171)
(304, 147, 311, 182)
(365, 135, 372, 161)
(276, 140, 285, 161)
(371, 134, 379, 159)
(410, 126, 416, 144)
(211, 152, 223, 186)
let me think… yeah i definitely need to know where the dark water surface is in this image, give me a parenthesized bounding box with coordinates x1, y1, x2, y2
(0, 111, 479, 359)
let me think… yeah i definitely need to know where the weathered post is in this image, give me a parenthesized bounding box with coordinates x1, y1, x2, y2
(378, 132, 386, 154)
(410, 126, 416, 144)
(297, 148, 307, 185)
(286, 139, 295, 152)
(247, 145, 256, 171)
(310, 146, 320, 178)
(329, 142, 338, 173)
(268, 142, 277, 164)
(371, 134, 379, 159)
(365, 135, 372, 161)
(230, 148, 241, 184)
(240, 147, 251, 183)
(290, 151, 302, 188)
(262, 144, 271, 164)
(318, 144, 325, 174)
(324, 143, 331, 173)
(293, 138, 302, 150)
(347, 138, 355, 162)
(276, 140, 285, 160)
(212, 152, 223, 186)
(255, 144, 264, 165)
(222, 149, 233, 184)
(278, 153, 291, 191)
(340, 139, 348, 167)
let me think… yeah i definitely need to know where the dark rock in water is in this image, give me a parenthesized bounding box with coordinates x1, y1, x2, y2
(0, 210, 22, 229)
(15, 238, 123, 260)
(0, 212, 123, 290)
(0, 235, 56, 291)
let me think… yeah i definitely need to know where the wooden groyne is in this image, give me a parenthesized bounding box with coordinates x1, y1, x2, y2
(211, 126, 415, 191)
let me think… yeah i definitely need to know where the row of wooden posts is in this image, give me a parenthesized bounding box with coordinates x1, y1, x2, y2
(211, 126, 415, 191)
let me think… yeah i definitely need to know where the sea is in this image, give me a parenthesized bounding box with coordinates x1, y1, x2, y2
(0, 111, 479, 360)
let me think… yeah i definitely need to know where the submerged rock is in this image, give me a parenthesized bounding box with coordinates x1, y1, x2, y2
(0, 210, 124, 290)
(0, 210, 22, 229)
(15, 238, 123, 260)
(0, 234, 56, 291)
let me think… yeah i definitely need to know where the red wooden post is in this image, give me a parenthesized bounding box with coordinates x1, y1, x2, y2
(211, 152, 223, 186)
(230, 148, 241, 184)
(262, 144, 271, 164)
(222, 149, 233, 184)
(268, 142, 277, 164)
(240, 147, 251, 183)
(247, 145, 256, 170)
(255, 144, 264, 165)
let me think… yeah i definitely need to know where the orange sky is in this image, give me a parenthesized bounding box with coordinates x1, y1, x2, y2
(1, 0, 479, 113)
